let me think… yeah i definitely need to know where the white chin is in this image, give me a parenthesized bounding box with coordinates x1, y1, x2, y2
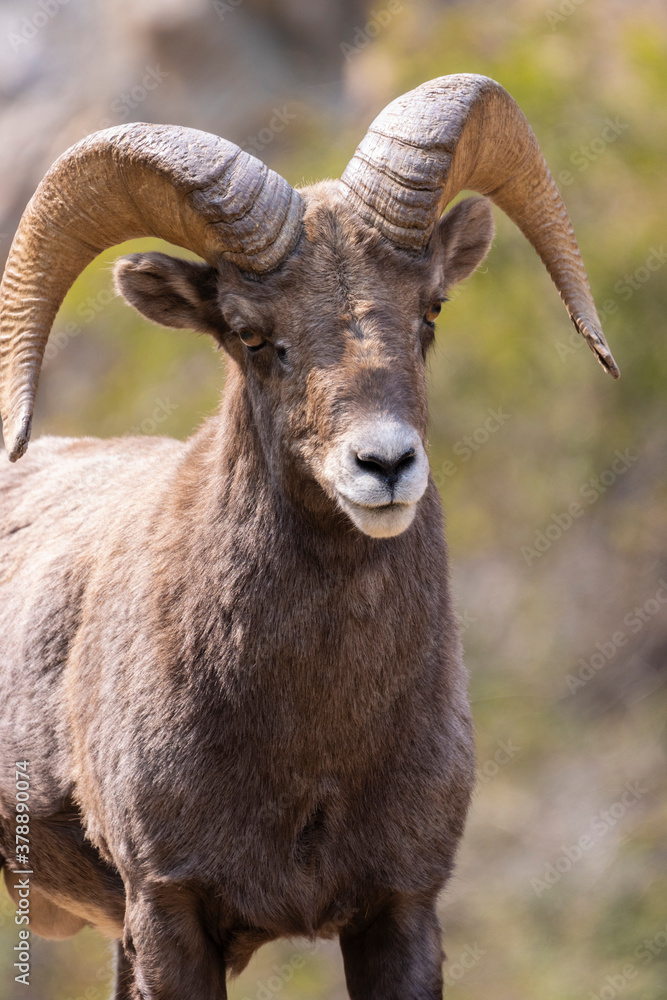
(339, 498, 418, 538)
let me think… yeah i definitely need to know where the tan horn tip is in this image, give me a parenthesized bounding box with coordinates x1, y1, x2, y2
(4, 410, 32, 462)
(574, 318, 621, 379)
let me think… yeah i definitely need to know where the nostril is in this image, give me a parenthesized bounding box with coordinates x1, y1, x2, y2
(394, 448, 416, 475)
(355, 448, 416, 483)
(356, 453, 389, 477)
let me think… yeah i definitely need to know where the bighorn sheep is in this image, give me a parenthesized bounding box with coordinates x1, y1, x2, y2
(0, 75, 618, 999)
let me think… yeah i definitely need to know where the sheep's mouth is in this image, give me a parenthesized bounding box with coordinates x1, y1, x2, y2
(341, 496, 409, 511)
(335, 493, 419, 539)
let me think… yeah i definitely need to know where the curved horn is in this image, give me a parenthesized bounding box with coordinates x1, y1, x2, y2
(0, 123, 304, 461)
(340, 74, 619, 379)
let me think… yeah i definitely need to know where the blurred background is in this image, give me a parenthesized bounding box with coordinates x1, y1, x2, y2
(0, 0, 665, 997)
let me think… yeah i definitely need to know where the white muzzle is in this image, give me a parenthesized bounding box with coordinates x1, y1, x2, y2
(324, 419, 429, 538)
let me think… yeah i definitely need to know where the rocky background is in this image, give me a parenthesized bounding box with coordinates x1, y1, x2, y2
(0, 1, 665, 998)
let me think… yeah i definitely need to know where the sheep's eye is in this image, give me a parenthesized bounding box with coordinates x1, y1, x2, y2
(424, 302, 442, 327)
(238, 329, 266, 351)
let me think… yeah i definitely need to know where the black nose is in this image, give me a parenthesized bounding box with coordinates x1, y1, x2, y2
(356, 448, 416, 487)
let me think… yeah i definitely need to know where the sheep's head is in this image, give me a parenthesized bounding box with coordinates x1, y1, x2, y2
(114, 187, 493, 537)
(0, 75, 619, 538)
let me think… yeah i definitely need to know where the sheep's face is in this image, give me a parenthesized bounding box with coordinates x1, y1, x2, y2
(115, 184, 493, 538)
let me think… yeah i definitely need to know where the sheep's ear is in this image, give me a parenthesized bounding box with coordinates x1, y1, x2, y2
(113, 252, 228, 342)
(436, 196, 494, 287)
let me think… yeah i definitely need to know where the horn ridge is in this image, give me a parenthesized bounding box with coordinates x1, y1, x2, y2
(0, 123, 303, 460)
(341, 73, 619, 379)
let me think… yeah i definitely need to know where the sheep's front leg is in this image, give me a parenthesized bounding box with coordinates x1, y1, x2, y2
(123, 891, 227, 1000)
(340, 896, 444, 1000)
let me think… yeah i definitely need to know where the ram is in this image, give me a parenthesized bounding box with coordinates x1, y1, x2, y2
(0, 75, 618, 1000)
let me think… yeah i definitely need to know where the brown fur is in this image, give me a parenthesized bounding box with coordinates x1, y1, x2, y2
(0, 185, 494, 998)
